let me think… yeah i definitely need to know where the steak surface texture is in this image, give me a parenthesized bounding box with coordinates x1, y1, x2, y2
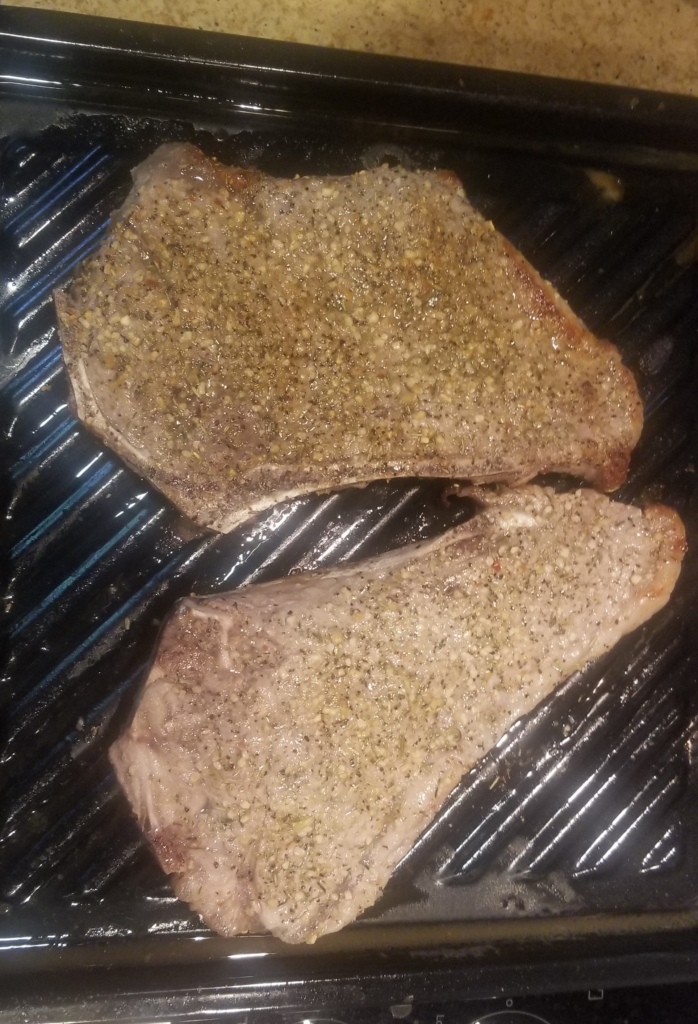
(110, 486, 685, 943)
(56, 143, 642, 531)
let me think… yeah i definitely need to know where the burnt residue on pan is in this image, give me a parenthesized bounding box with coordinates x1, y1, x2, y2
(2, 115, 698, 947)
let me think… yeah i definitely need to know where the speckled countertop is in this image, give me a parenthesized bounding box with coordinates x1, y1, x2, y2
(5, 0, 698, 97)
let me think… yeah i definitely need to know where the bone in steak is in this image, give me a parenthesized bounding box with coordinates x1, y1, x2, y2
(110, 486, 685, 943)
(56, 144, 642, 532)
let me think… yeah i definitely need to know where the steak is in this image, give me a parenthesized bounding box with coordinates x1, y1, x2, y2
(109, 486, 685, 943)
(57, 144, 642, 532)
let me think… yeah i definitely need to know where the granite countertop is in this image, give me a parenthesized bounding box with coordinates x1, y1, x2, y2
(5, 0, 698, 97)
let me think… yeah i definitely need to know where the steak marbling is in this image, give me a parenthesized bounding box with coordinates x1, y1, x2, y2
(110, 486, 685, 943)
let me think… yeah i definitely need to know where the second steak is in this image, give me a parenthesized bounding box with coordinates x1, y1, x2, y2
(110, 485, 684, 943)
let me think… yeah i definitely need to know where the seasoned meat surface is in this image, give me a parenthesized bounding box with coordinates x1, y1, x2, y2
(57, 144, 642, 532)
(110, 486, 684, 943)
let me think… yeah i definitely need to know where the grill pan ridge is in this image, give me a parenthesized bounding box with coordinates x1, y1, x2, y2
(2, 17, 698, 988)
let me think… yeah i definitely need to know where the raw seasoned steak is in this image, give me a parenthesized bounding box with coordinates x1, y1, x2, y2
(110, 486, 684, 943)
(57, 144, 642, 532)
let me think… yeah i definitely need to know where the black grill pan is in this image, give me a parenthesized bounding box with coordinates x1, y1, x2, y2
(3, 7, 698, 1019)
